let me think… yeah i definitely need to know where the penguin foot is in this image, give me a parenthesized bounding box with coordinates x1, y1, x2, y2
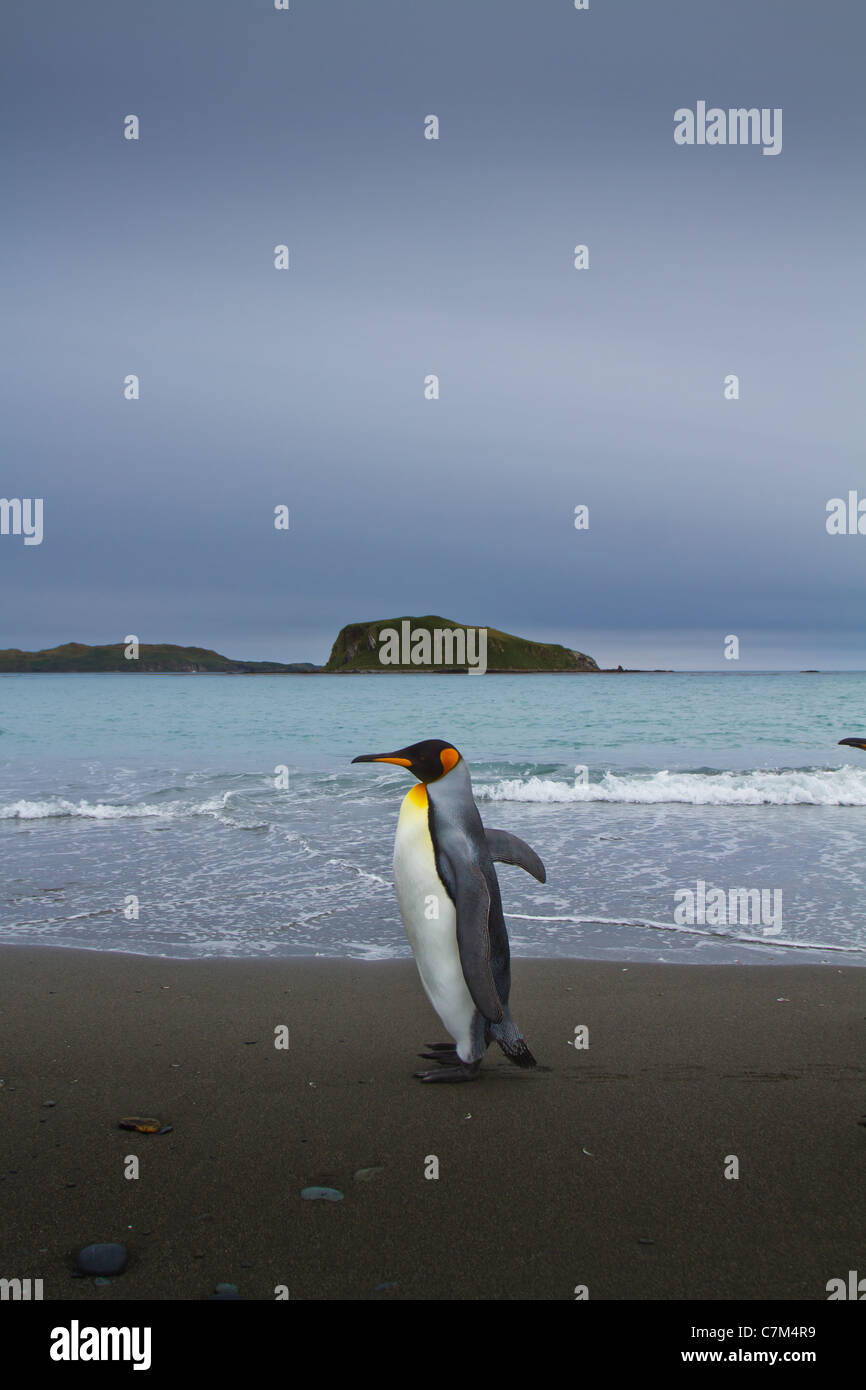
(417, 1043, 461, 1064)
(413, 1061, 480, 1083)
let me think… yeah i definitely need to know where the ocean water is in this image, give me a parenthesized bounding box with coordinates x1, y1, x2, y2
(1, 672, 865, 965)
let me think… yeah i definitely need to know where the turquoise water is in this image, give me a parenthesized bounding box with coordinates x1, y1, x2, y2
(1, 672, 865, 963)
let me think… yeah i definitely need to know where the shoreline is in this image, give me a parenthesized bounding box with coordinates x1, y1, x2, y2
(2, 948, 863, 1300)
(1, 942, 863, 967)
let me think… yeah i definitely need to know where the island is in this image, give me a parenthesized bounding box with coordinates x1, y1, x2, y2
(325, 616, 599, 673)
(0, 642, 317, 674)
(0, 626, 670, 673)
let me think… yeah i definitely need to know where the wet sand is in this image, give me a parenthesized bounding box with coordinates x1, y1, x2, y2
(1, 947, 863, 1300)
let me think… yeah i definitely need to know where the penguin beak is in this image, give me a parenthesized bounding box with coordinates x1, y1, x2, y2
(839, 737, 866, 750)
(351, 753, 413, 768)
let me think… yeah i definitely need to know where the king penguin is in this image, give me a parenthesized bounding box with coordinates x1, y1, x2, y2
(352, 738, 546, 1082)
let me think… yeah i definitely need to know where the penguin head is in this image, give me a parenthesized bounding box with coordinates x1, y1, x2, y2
(839, 737, 866, 751)
(352, 739, 462, 783)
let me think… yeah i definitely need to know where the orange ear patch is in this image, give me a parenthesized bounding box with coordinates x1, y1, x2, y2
(440, 747, 460, 774)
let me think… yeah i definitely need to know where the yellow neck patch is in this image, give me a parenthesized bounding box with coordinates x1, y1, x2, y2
(407, 783, 428, 808)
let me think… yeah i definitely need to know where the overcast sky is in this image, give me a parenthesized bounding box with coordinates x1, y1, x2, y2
(2, 0, 864, 669)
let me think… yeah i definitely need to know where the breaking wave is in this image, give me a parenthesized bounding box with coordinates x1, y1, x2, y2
(475, 765, 866, 806)
(0, 794, 234, 821)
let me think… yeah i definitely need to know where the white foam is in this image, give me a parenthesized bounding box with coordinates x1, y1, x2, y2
(475, 766, 866, 806)
(507, 913, 865, 954)
(0, 794, 231, 821)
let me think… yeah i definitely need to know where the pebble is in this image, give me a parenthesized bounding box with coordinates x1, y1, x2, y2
(76, 1243, 127, 1276)
(42, 1100, 57, 1108)
(214, 1283, 239, 1295)
(301, 1186, 343, 1202)
(93, 1277, 111, 1287)
(353, 1167, 384, 1183)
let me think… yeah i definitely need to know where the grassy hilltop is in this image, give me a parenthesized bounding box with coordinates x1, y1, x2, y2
(325, 616, 599, 673)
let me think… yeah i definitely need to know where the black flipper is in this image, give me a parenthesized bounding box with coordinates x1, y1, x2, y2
(486, 1014, 537, 1067)
(484, 828, 546, 883)
(447, 857, 504, 1024)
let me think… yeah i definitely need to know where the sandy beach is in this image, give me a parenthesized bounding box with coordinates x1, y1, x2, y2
(1, 947, 863, 1301)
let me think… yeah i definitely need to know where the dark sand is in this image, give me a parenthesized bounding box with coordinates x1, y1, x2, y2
(1, 947, 863, 1300)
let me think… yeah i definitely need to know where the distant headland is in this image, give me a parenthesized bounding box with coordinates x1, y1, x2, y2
(0, 623, 671, 674)
(0, 642, 316, 674)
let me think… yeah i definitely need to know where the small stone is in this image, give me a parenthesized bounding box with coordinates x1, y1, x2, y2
(76, 1243, 127, 1276)
(93, 1277, 111, 1287)
(157, 1125, 173, 1135)
(43, 1101, 57, 1108)
(214, 1283, 238, 1295)
(353, 1167, 384, 1183)
(301, 1186, 343, 1202)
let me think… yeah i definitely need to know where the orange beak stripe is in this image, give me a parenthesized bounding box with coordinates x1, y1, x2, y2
(372, 757, 413, 768)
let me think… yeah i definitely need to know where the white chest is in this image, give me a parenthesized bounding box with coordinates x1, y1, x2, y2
(392, 784, 475, 1047)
